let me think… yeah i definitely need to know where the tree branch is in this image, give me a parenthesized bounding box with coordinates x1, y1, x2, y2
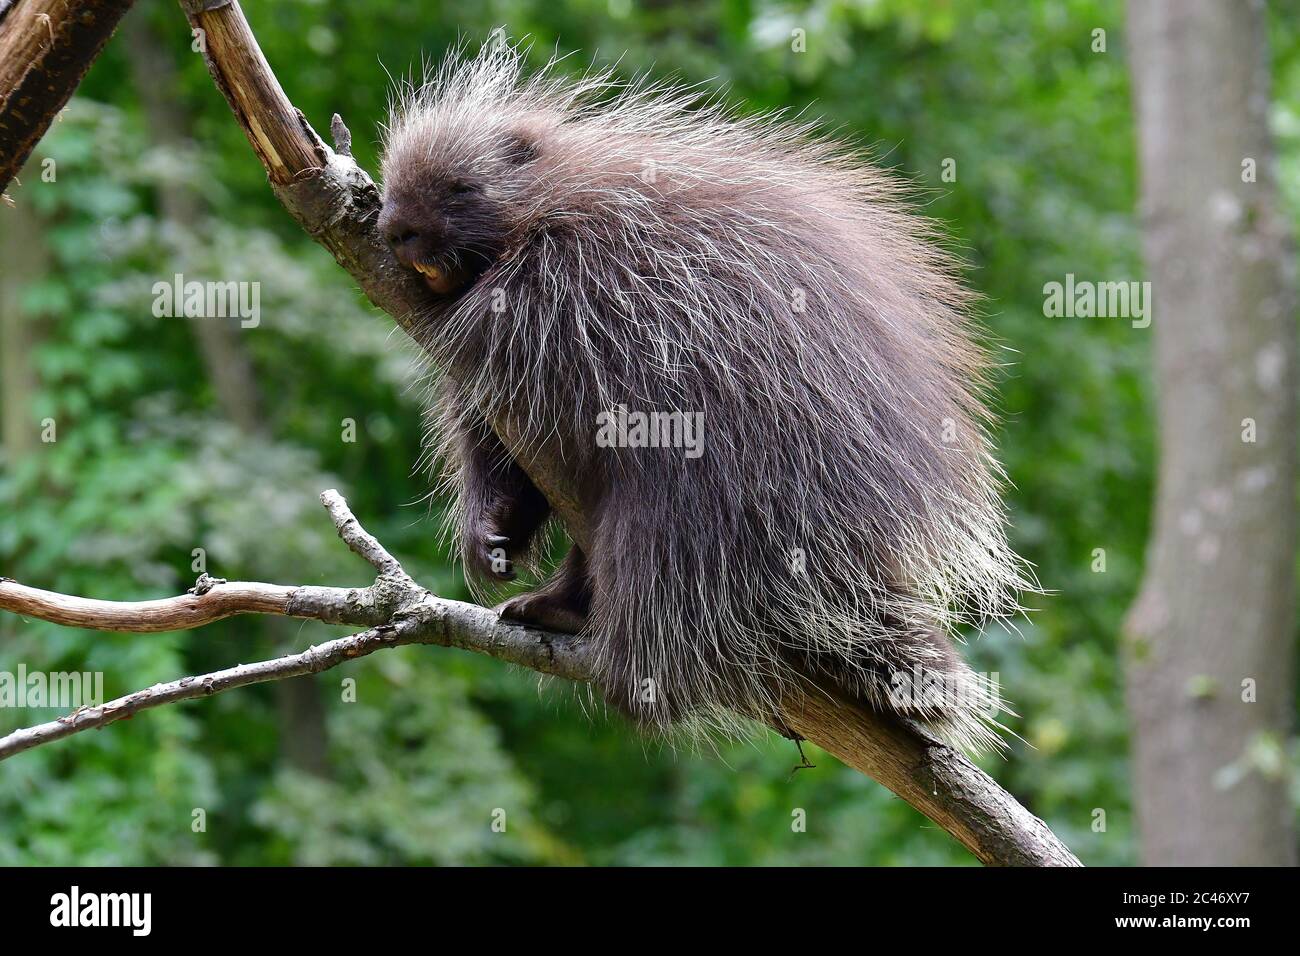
(162, 0, 1080, 866)
(0, 0, 138, 192)
(0, 491, 593, 762)
(321, 487, 411, 581)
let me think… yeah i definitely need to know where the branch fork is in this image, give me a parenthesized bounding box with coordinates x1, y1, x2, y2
(0, 489, 593, 762)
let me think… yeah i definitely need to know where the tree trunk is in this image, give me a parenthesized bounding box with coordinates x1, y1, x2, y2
(1125, 0, 1297, 866)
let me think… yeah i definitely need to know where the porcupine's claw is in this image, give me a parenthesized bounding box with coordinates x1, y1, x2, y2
(484, 533, 515, 581)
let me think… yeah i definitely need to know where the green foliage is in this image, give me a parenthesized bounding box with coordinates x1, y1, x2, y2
(250, 650, 569, 865)
(0, 0, 1296, 866)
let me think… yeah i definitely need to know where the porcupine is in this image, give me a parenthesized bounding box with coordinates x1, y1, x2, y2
(377, 41, 1035, 752)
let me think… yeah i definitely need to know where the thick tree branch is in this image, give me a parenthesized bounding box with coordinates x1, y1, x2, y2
(163, 0, 1080, 866)
(0, 0, 138, 192)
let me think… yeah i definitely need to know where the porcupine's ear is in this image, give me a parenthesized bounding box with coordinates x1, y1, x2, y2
(501, 130, 539, 166)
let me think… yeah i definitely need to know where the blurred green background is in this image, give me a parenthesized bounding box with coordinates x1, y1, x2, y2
(0, 0, 1297, 865)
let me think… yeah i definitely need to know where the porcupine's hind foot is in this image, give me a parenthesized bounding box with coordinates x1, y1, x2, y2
(496, 546, 591, 634)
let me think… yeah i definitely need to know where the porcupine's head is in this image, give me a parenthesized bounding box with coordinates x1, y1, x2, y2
(377, 44, 546, 302)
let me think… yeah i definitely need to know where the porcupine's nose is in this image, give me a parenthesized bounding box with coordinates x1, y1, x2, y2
(384, 226, 420, 260)
(387, 228, 417, 247)
(378, 206, 423, 264)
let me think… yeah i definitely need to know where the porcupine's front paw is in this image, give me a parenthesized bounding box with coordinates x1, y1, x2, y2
(496, 590, 588, 634)
(466, 525, 517, 582)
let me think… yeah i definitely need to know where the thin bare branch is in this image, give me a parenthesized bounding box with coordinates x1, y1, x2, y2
(0, 623, 401, 760)
(0, 606, 591, 762)
(3, 579, 283, 631)
(320, 488, 408, 580)
(0, 577, 408, 632)
(0, 490, 593, 762)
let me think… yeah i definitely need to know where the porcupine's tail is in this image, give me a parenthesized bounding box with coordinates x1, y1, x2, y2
(795, 614, 1014, 756)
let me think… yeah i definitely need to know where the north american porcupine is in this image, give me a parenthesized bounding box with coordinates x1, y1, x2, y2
(377, 41, 1035, 752)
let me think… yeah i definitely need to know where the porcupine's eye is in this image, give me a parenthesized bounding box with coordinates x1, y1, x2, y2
(449, 180, 477, 196)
